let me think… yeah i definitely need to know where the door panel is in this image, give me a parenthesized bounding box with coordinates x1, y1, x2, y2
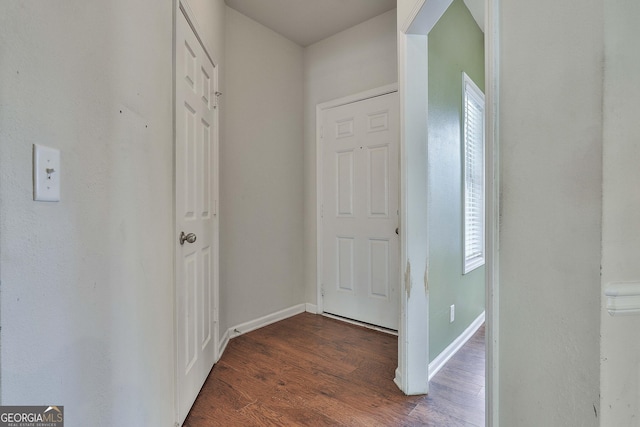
(368, 145, 389, 217)
(175, 9, 218, 424)
(322, 92, 399, 330)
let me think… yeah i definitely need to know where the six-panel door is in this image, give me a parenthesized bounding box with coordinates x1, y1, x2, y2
(322, 92, 400, 330)
(175, 9, 218, 424)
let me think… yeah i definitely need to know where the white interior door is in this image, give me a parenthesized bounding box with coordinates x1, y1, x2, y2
(175, 8, 218, 424)
(321, 92, 400, 330)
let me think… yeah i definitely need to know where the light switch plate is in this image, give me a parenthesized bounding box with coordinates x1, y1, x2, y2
(33, 144, 60, 202)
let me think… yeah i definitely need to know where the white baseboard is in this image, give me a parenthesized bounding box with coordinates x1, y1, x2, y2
(216, 303, 312, 363)
(217, 328, 230, 361)
(226, 303, 307, 340)
(393, 367, 403, 390)
(321, 312, 398, 336)
(215, 305, 483, 392)
(428, 311, 485, 381)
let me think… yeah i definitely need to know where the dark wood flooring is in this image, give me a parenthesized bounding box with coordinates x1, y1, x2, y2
(184, 313, 485, 426)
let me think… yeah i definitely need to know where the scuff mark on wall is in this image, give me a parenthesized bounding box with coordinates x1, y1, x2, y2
(405, 260, 412, 298)
(424, 257, 429, 292)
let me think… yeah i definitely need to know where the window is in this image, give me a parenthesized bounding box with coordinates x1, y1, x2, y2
(462, 73, 485, 274)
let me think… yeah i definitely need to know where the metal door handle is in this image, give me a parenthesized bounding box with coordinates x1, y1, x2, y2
(179, 232, 197, 245)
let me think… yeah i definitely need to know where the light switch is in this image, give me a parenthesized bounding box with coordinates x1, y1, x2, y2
(33, 144, 60, 202)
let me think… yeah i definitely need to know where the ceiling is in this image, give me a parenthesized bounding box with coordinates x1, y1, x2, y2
(225, 0, 397, 47)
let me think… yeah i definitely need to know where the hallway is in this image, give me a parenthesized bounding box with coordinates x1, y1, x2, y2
(184, 313, 485, 426)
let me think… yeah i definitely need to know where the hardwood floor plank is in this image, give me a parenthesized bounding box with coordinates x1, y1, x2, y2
(431, 366, 483, 395)
(245, 325, 360, 377)
(184, 313, 486, 426)
(406, 401, 481, 427)
(446, 352, 485, 376)
(437, 365, 485, 388)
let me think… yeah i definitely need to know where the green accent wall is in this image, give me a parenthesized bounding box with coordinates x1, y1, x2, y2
(428, 0, 485, 362)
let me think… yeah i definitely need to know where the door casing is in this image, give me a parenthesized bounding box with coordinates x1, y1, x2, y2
(398, 0, 500, 424)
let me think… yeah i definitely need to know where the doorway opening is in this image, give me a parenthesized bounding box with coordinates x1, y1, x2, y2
(398, 0, 498, 424)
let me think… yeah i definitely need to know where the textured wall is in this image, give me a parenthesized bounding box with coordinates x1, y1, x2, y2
(499, 0, 603, 424)
(0, 0, 176, 425)
(221, 7, 305, 331)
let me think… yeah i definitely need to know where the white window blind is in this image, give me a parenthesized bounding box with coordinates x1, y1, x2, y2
(462, 73, 485, 274)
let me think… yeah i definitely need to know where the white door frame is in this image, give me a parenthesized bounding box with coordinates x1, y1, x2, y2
(315, 83, 399, 317)
(173, 1, 220, 424)
(398, 0, 500, 424)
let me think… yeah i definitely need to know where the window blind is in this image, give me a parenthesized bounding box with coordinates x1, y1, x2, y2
(463, 74, 485, 274)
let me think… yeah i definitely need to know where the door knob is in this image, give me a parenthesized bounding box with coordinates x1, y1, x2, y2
(179, 232, 197, 245)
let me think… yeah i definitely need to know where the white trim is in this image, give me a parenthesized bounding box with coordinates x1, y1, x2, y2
(395, 31, 408, 394)
(172, 4, 178, 425)
(398, 0, 474, 399)
(429, 312, 485, 380)
(398, 32, 430, 396)
(394, 367, 402, 389)
(226, 304, 306, 339)
(605, 282, 640, 316)
(407, 0, 454, 35)
(217, 304, 308, 363)
(218, 328, 230, 360)
(321, 313, 399, 336)
(317, 84, 398, 112)
(315, 83, 399, 317)
(485, 0, 500, 424)
(401, 0, 426, 33)
(315, 105, 323, 314)
(305, 303, 318, 314)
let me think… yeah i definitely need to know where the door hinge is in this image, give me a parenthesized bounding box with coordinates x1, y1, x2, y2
(320, 126, 324, 139)
(214, 199, 218, 216)
(321, 284, 325, 297)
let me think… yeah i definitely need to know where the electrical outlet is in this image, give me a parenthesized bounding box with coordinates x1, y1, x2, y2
(450, 304, 455, 323)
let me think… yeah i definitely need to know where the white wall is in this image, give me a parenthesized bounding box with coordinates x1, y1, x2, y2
(0, 0, 177, 425)
(0, 1, 226, 425)
(303, 9, 398, 304)
(601, 0, 640, 424)
(499, 0, 603, 425)
(221, 7, 305, 331)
